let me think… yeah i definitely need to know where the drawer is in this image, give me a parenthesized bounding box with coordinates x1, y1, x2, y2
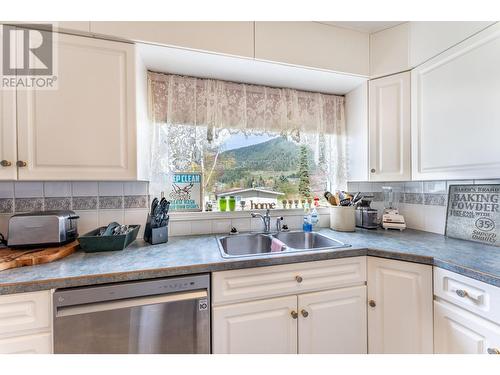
(0, 291, 51, 337)
(212, 257, 366, 305)
(0, 332, 52, 354)
(434, 268, 500, 324)
(434, 300, 500, 354)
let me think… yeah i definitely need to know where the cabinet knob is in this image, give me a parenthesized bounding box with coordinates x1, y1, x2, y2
(16, 160, 27, 167)
(455, 289, 468, 298)
(487, 348, 500, 354)
(291, 310, 298, 319)
(368, 300, 376, 308)
(301, 309, 309, 318)
(370, 168, 376, 173)
(0, 160, 12, 167)
(295, 275, 303, 283)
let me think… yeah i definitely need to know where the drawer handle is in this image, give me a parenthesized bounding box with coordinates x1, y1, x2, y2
(369, 300, 376, 308)
(455, 289, 469, 298)
(487, 348, 500, 354)
(16, 160, 27, 167)
(295, 275, 303, 283)
(301, 309, 309, 318)
(291, 310, 298, 319)
(0, 160, 12, 167)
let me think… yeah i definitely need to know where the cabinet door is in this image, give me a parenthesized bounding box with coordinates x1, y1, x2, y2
(0, 332, 52, 354)
(91, 22, 254, 58)
(367, 257, 433, 353)
(212, 295, 297, 354)
(255, 22, 369, 76)
(368, 71, 411, 181)
(16, 32, 138, 180)
(434, 300, 500, 354)
(0, 27, 17, 180)
(412, 23, 500, 180)
(298, 286, 367, 354)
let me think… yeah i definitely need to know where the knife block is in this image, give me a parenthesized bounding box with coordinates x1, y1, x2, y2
(144, 214, 169, 245)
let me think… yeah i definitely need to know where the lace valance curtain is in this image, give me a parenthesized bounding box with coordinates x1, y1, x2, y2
(149, 71, 345, 135)
(148, 71, 347, 194)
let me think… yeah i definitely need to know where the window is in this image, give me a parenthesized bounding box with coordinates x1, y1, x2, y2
(148, 72, 346, 211)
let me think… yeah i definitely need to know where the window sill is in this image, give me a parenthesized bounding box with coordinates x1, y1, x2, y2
(169, 207, 331, 221)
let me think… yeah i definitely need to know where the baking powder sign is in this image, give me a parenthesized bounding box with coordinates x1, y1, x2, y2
(446, 184, 500, 246)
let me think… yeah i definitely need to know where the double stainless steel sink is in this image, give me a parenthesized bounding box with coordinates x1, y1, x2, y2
(217, 231, 349, 258)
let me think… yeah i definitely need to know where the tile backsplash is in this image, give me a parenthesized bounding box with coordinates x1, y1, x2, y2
(0, 181, 149, 239)
(347, 179, 499, 235)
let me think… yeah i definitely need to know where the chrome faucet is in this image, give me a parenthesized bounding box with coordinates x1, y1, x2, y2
(251, 209, 271, 232)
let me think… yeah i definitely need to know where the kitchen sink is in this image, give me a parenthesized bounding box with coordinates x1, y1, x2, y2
(273, 231, 346, 250)
(217, 231, 349, 258)
(218, 233, 279, 257)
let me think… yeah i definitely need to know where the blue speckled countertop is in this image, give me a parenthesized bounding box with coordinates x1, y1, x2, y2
(1, 228, 500, 295)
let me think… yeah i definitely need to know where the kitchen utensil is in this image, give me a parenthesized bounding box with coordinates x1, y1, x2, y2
(330, 206, 356, 232)
(78, 225, 140, 252)
(144, 197, 170, 245)
(102, 222, 120, 236)
(0, 241, 79, 271)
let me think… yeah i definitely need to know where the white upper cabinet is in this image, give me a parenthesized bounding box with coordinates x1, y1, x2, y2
(255, 22, 369, 76)
(409, 21, 495, 67)
(0, 77, 17, 181)
(16, 32, 148, 180)
(367, 257, 433, 354)
(0, 27, 17, 180)
(91, 22, 255, 58)
(370, 23, 410, 78)
(345, 83, 369, 182)
(55, 22, 91, 34)
(411, 23, 500, 180)
(368, 72, 411, 181)
(369, 22, 495, 77)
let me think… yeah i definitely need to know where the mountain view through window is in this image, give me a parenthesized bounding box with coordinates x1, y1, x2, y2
(166, 124, 333, 210)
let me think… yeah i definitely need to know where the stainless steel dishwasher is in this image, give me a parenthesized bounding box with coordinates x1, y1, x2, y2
(53, 274, 210, 354)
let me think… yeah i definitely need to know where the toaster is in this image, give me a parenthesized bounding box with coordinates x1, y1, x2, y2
(7, 210, 79, 248)
(355, 207, 379, 229)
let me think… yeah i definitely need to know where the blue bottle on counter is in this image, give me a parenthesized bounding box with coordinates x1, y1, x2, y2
(303, 202, 313, 232)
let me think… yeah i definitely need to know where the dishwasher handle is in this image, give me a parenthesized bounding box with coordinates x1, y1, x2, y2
(56, 290, 208, 318)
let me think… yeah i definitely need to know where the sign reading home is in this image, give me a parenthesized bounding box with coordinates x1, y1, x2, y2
(446, 184, 500, 247)
(168, 173, 202, 212)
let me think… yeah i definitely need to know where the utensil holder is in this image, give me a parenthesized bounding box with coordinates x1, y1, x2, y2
(144, 214, 169, 245)
(78, 225, 140, 252)
(330, 206, 356, 232)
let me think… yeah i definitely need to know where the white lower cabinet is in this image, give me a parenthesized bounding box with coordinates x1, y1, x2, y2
(367, 257, 433, 353)
(298, 286, 367, 354)
(434, 300, 500, 354)
(212, 295, 298, 354)
(0, 290, 52, 354)
(433, 268, 500, 354)
(212, 287, 367, 354)
(0, 332, 52, 354)
(212, 257, 368, 354)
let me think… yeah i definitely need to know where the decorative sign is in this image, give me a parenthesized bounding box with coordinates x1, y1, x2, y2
(168, 173, 202, 212)
(446, 184, 500, 247)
